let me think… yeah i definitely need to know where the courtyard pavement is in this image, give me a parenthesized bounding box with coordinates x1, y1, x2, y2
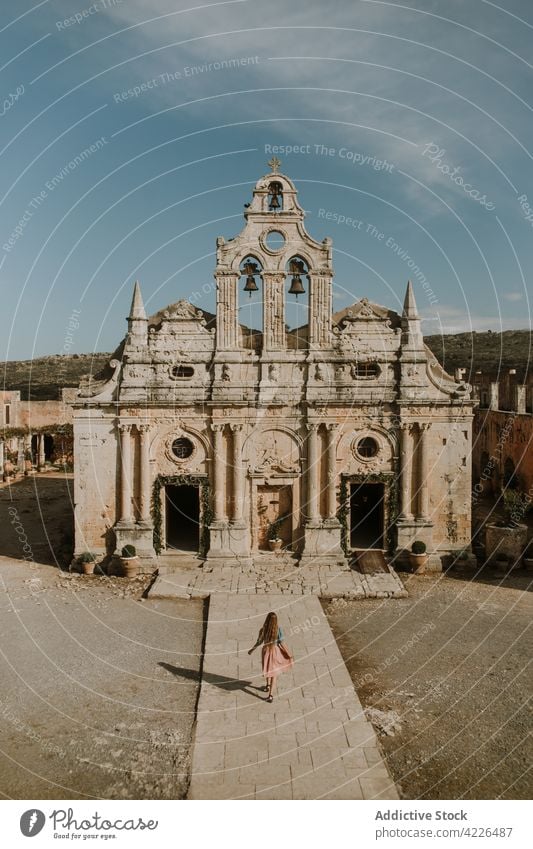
(186, 593, 399, 800)
(153, 555, 407, 600)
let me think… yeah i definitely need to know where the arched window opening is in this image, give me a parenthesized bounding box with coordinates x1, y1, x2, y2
(503, 457, 517, 489)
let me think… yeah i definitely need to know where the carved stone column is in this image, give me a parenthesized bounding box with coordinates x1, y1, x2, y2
(215, 271, 240, 350)
(230, 424, 244, 522)
(325, 423, 339, 519)
(210, 423, 226, 521)
(417, 423, 431, 521)
(399, 423, 413, 521)
(118, 424, 133, 524)
(306, 423, 320, 520)
(37, 434, 45, 470)
(262, 272, 286, 351)
(138, 424, 151, 525)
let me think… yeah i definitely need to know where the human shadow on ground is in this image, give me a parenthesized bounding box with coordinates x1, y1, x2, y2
(158, 662, 268, 700)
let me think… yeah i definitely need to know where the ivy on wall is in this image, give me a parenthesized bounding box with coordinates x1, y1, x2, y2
(338, 472, 399, 554)
(151, 474, 212, 556)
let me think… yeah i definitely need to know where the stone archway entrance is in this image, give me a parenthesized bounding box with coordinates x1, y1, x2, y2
(256, 483, 293, 551)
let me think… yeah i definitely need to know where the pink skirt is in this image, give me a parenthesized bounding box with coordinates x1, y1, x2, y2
(262, 644, 293, 679)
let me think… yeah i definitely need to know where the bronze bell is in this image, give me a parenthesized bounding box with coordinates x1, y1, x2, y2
(268, 181, 282, 211)
(288, 258, 306, 298)
(243, 274, 259, 296)
(288, 274, 305, 297)
(243, 260, 259, 297)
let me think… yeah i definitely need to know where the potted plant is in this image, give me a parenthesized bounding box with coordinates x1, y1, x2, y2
(120, 544, 140, 577)
(485, 489, 530, 566)
(77, 551, 98, 575)
(267, 519, 283, 552)
(409, 540, 428, 574)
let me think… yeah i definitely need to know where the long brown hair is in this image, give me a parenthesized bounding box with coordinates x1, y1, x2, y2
(261, 612, 278, 645)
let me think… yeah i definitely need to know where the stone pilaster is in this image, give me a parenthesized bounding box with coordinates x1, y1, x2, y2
(306, 422, 320, 520)
(399, 423, 413, 521)
(262, 272, 286, 351)
(230, 423, 244, 521)
(215, 271, 240, 350)
(211, 423, 226, 521)
(308, 271, 333, 349)
(118, 424, 133, 525)
(325, 423, 339, 519)
(417, 423, 431, 521)
(138, 424, 151, 525)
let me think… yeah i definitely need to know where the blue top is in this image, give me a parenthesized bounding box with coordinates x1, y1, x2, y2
(258, 625, 284, 647)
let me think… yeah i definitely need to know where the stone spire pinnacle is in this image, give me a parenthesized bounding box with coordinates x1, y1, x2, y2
(402, 279, 418, 319)
(129, 280, 146, 321)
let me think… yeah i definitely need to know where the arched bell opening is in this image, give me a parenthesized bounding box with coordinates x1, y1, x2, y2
(285, 255, 310, 350)
(238, 254, 264, 347)
(267, 181, 283, 212)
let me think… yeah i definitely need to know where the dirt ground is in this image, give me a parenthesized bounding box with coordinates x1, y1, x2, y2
(2, 473, 532, 800)
(0, 473, 205, 800)
(325, 570, 533, 800)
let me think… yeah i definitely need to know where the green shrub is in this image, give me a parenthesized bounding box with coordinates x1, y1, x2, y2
(411, 540, 426, 555)
(502, 489, 531, 526)
(78, 552, 97, 564)
(121, 545, 137, 558)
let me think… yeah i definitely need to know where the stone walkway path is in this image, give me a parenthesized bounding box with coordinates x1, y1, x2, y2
(187, 593, 399, 800)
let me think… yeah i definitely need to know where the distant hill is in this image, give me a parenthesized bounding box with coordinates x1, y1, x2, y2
(1, 330, 530, 400)
(1, 353, 111, 400)
(424, 329, 531, 382)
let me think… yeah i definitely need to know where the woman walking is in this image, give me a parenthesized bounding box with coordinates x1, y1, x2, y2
(248, 611, 293, 702)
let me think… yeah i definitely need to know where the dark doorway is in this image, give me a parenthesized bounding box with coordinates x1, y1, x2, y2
(44, 434, 54, 461)
(350, 482, 384, 549)
(165, 485, 199, 551)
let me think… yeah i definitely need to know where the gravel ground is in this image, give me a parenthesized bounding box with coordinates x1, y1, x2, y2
(0, 475, 205, 800)
(325, 571, 533, 800)
(0, 561, 205, 799)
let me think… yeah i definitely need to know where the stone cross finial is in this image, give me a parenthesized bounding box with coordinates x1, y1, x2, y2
(268, 156, 281, 173)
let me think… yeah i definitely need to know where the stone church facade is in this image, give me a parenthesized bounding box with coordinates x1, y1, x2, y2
(73, 162, 474, 570)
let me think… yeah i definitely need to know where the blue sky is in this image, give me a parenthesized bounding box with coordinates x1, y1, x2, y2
(0, 0, 532, 360)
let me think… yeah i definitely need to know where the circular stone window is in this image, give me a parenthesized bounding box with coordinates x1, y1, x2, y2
(357, 436, 379, 458)
(171, 437, 194, 459)
(264, 230, 285, 251)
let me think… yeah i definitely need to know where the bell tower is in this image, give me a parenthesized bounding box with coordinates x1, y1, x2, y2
(213, 159, 334, 352)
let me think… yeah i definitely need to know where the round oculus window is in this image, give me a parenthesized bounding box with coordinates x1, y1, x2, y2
(264, 230, 285, 251)
(357, 436, 379, 458)
(171, 437, 194, 459)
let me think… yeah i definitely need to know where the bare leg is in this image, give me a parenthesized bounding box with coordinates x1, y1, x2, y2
(268, 676, 276, 700)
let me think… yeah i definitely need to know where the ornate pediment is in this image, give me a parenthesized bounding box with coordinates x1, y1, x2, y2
(162, 300, 206, 323)
(337, 299, 392, 328)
